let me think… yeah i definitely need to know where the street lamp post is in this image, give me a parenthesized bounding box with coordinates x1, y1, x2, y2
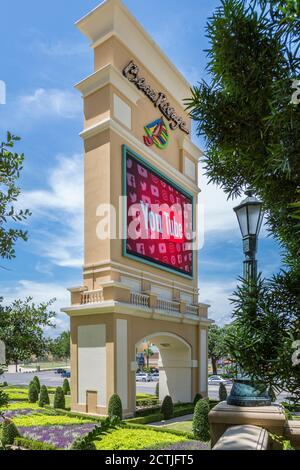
(234, 189, 264, 282)
(227, 190, 271, 407)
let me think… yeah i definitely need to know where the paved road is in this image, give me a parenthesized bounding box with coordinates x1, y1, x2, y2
(2, 372, 290, 403)
(2, 370, 65, 388)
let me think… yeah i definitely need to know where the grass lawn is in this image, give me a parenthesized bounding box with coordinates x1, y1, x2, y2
(160, 420, 193, 434)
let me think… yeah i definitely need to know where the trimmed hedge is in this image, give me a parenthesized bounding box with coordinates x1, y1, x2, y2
(155, 382, 159, 399)
(63, 379, 71, 396)
(219, 383, 227, 401)
(39, 385, 50, 407)
(108, 394, 123, 420)
(54, 387, 65, 410)
(193, 399, 210, 442)
(129, 403, 195, 424)
(124, 422, 195, 440)
(1, 420, 20, 446)
(161, 396, 174, 420)
(136, 397, 158, 407)
(32, 376, 41, 393)
(14, 437, 57, 451)
(28, 382, 39, 403)
(193, 393, 203, 407)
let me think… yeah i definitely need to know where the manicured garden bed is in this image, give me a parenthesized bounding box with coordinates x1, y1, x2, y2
(93, 427, 188, 450)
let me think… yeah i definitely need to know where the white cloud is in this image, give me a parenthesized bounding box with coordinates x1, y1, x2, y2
(20, 154, 84, 269)
(1, 280, 71, 336)
(199, 166, 268, 237)
(199, 280, 237, 326)
(36, 40, 87, 57)
(18, 88, 81, 119)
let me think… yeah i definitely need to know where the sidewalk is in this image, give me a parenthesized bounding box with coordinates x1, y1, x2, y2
(150, 414, 193, 427)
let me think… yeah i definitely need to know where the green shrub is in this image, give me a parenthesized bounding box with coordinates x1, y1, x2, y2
(219, 383, 227, 401)
(32, 376, 41, 393)
(108, 394, 123, 420)
(136, 397, 158, 407)
(1, 419, 20, 446)
(14, 437, 57, 451)
(39, 385, 50, 407)
(54, 387, 65, 410)
(0, 389, 9, 408)
(155, 382, 159, 399)
(70, 437, 97, 450)
(193, 399, 210, 442)
(28, 381, 39, 403)
(193, 393, 203, 407)
(161, 396, 174, 420)
(63, 379, 71, 396)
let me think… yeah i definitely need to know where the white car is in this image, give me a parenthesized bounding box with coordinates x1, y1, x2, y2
(136, 373, 152, 382)
(208, 375, 232, 385)
(151, 372, 159, 381)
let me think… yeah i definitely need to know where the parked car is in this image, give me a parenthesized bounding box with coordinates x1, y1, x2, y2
(208, 375, 232, 385)
(136, 373, 152, 382)
(61, 370, 71, 378)
(151, 372, 159, 381)
(55, 368, 64, 374)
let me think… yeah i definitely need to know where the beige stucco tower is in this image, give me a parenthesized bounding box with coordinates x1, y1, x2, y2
(63, 0, 212, 417)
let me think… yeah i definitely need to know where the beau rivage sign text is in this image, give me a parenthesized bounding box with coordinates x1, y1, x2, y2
(123, 61, 190, 135)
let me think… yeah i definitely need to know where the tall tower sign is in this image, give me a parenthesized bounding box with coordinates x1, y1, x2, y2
(63, 0, 212, 417)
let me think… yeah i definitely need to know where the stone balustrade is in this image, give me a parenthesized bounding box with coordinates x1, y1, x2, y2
(69, 285, 208, 318)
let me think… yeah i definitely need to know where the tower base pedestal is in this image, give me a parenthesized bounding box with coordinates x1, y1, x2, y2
(209, 402, 286, 448)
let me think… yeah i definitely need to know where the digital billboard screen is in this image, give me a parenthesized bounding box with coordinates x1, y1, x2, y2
(124, 147, 194, 277)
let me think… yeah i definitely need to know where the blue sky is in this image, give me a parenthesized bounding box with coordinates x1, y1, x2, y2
(0, 0, 282, 335)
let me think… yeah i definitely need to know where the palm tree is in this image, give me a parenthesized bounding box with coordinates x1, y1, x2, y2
(144, 344, 154, 369)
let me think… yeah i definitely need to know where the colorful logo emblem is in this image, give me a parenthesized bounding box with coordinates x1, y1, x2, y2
(143, 117, 169, 150)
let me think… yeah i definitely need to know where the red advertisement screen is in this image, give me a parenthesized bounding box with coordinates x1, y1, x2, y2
(124, 150, 193, 277)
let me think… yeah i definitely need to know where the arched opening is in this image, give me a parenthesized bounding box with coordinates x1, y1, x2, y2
(135, 332, 192, 410)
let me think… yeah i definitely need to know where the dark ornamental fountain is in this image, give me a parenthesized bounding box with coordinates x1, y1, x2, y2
(227, 378, 271, 407)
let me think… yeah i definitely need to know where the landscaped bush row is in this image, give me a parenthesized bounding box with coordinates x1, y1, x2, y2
(136, 398, 159, 407)
(14, 437, 57, 451)
(127, 404, 195, 425)
(124, 422, 195, 440)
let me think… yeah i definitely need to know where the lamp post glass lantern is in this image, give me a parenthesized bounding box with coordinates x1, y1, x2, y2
(234, 189, 264, 281)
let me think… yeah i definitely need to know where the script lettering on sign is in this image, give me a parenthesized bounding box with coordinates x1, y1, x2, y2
(123, 61, 190, 135)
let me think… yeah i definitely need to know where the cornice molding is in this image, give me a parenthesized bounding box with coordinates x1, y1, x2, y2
(75, 63, 143, 105)
(80, 117, 201, 195)
(75, 0, 191, 104)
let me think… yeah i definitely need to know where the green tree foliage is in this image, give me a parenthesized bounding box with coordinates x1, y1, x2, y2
(192, 399, 211, 442)
(28, 381, 39, 403)
(219, 383, 228, 401)
(38, 385, 50, 407)
(70, 437, 96, 450)
(161, 395, 174, 420)
(108, 394, 123, 420)
(1, 420, 20, 446)
(50, 331, 70, 361)
(143, 344, 154, 369)
(208, 325, 224, 374)
(54, 387, 65, 410)
(32, 376, 40, 394)
(62, 379, 70, 396)
(186, 0, 300, 401)
(0, 132, 31, 260)
(0, 297, 56, 371)
(226, 275, 300, 399)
